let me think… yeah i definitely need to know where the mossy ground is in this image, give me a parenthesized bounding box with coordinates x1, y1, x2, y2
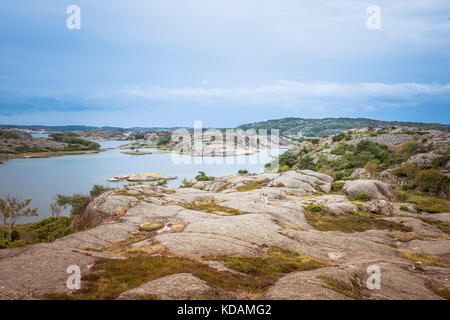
(303, 208, 411, 233)
(179, 197, 241, 215)
(394, 189, 450, 213)
(45, 246, 331, 300)
(400, 252, 450, 268)
(419, 218, 450, 235)
(317, 275, 362, 300)
(237, 179, 269, 192)
(207, 246, 333, 277)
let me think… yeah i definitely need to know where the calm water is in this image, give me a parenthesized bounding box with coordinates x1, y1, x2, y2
(0, 141, 285, 222)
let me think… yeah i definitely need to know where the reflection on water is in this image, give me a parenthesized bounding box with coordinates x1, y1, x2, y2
(0, 140, 285, 222)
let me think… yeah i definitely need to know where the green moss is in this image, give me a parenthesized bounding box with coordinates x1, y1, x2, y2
(304, 210, 411, 233)
(209, 247, 333, 277)
(237, 180, 268, 192)
(180, 198, 241, 215)
(317, 275, 362, 300)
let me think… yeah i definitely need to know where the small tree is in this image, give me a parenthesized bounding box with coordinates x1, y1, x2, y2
(0, 195, 38, 240)
(50, 202, 62, 217)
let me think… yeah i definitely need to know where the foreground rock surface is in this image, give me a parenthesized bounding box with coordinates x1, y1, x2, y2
(0, 171, 449, 300)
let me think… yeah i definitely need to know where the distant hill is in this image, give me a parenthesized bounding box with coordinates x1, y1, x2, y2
(0, 125, 125, 132)
(0, 125, 192, 132)
(237, 118, 450, 137)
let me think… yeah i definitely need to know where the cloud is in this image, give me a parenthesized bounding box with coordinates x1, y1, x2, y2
(122, 81, 450, 111)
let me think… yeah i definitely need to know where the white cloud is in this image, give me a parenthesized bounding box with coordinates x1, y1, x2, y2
(122, 81, 450, 110)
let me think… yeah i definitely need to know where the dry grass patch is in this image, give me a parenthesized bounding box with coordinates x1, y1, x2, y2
(206, 246, 333, 277)
(237, 179, 270, 192)
(45, 247, 331, 300)
(400, 252, 450, 268)
(303, 209, 411, 233)
(179, 197, 241, 215)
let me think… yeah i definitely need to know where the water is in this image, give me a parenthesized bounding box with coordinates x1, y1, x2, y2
(0, 141, 285, 222)
(31, 133, 49, 138)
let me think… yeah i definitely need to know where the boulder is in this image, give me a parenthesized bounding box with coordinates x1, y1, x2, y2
(407, 153, 440, 166)
(343, 179, 394, 201)
(362, 200, 395, 216)
(350, 168, 371, 179)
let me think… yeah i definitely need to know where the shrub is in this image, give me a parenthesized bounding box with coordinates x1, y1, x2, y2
(331, 182, 345, 192)
(90, 185, 112, 198)
(279, 152, 298, 168)
(55, 194, 91, 216)
(180, 178, 195, 188)
(393, 162, 420, 180)
(399, 206, 410, 212)
(432, 155, 450, 169)
(24, 217, 72, 243)
(332, 132, 351, 142)
(238, 169, 249, 175)
(393, 141, 425, 158)
(318, 165, 335, 179)
(195, 171, 215, 181)
(364, 161, 379, 175)
(297, 155, 315, 170)
(354, 193, 373, 202)
(303, 203, 328, 212)
(415, 169, 448, 195)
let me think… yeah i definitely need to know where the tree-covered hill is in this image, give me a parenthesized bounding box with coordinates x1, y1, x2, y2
(237, 118, 450, 137)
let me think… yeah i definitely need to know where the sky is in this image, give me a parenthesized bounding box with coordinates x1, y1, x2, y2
(0, 0, 449, 128)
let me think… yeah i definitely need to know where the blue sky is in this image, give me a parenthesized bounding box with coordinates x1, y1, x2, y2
(0, 0, 449, 127)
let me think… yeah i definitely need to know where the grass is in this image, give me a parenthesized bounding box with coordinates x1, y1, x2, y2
(139, 221, 164, 232)
(400, 252, 450, 268)
(317, 275, 362, 300)
(389, 233, 445, 242)
(179, 197, 241, 215)
(394, 189, 450, 213)
(45, 247, 331, 300)
(303, 208, 411, 233)
(207, 247, 333, 277)
(237, 179, 268, 192)
(418, 218, 450, 235)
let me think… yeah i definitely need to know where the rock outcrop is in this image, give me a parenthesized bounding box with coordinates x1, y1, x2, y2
(343, 179, 394, 201)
